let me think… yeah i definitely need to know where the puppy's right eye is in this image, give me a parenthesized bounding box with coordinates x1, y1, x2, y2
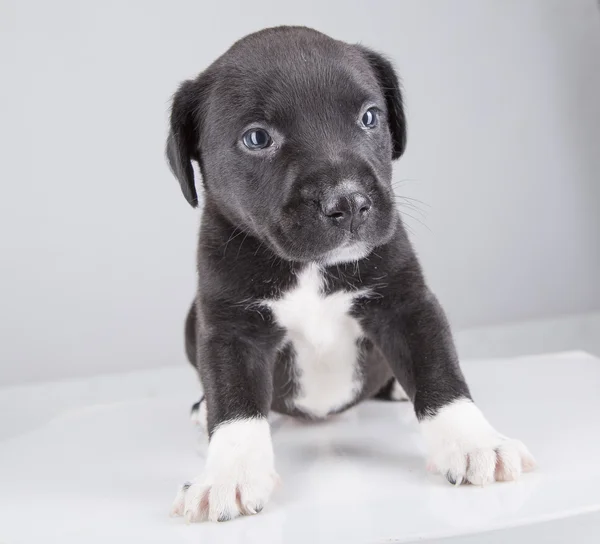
(242, 128, 272, 150)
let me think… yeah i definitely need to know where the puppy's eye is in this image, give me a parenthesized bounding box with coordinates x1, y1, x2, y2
(361, 108, 378, 129)
(242, 128, 272, 150)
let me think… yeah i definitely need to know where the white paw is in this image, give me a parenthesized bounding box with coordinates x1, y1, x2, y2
(171, 417, 278, 522)
(190, 398, 208, 432)
(421, 399, 536, 486)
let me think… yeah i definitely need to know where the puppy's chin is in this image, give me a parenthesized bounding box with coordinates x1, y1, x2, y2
(263, 234, 338, 263)
(317, 242, 373, 265)
(264, 230, 387, 265)
(270, 239, 372, 265)
(263, 213, 398, 264)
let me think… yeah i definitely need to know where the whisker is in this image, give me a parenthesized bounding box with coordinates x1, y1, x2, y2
(395, 200, 428, 219)
(235, 232, 250, 260)
(392, 178, 421, 188)
(400, 219, 416, 237)
(396, 195, 431, 207)
(401, 211, 431, 232)
(253, 240, 265, 256)
(220, 227, 245, 257)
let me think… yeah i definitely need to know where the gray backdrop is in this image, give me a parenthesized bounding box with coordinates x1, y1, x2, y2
(1, 0, 599, 384)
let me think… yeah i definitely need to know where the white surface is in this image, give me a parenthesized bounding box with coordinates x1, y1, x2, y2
(455, 311, 600, 361)
(2, 0, 600, 385)
(1, 351, 599, 543)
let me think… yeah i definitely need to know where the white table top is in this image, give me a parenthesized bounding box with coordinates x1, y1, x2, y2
(1, 351, 599, 543)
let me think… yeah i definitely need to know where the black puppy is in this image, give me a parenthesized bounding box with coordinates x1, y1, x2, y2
(167, 26, 535, 523)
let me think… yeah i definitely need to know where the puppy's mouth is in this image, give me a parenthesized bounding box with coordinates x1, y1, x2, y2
(264, 212, 397, 264)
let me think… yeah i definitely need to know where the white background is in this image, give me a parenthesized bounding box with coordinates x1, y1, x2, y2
(1, 0, 599, 384)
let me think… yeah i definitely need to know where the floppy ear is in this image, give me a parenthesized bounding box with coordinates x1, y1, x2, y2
(166, 78, 209, 207)
(357, 46, 407, 160)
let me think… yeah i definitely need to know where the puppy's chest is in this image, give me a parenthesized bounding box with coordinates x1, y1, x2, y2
(265, 264, 366, 418)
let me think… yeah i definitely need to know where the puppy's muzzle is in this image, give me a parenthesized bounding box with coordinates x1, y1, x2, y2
(320, 190, 372, 232)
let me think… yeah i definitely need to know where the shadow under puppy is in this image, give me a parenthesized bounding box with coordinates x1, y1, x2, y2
(166, 26, 535, 523)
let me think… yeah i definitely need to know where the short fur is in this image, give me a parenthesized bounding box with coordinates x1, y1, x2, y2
(165, 26, 533, 522)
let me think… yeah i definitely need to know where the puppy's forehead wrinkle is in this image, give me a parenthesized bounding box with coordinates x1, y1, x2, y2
(210, 37, 380, 133)
(217, 72, 373, 131)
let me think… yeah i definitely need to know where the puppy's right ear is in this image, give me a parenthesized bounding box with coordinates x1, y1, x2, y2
(357, 46, 407, 160)
(166, 78, 209, 208)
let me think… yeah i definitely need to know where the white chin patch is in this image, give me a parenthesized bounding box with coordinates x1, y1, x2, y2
(320, 242, 371, 265)
(171, 417, 278, 523)
(420, 398, 536, 486)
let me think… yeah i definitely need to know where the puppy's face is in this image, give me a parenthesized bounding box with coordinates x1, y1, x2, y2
(167, 27, 407, 263)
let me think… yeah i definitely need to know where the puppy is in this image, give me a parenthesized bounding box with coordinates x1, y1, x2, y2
(166, 26, 535, 523)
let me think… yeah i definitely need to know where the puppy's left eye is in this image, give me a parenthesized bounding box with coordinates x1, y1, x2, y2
(242, 128, 272, 150)
(361, 108, 379, 129)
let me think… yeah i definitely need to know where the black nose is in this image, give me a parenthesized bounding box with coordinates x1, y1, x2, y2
(321, 192, 372, 231)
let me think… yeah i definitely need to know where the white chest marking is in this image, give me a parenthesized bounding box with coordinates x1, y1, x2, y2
(267, 264, 365, 418)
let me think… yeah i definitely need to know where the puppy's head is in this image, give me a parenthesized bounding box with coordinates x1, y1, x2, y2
(167, 26, 406, 264)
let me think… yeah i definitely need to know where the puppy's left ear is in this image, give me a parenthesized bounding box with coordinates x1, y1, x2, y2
(357, 46, 407, 160)
(166, 76, 210, 208)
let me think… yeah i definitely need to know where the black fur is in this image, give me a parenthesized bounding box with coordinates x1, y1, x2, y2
(166, 26, 471, 436)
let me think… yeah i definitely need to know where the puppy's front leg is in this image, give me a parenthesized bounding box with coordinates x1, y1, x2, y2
(363, 278, 536, 486)
(172, 331, 280, 522)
